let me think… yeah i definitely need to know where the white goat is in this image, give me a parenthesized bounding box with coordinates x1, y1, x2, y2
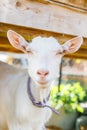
(0, 30, 83, 130)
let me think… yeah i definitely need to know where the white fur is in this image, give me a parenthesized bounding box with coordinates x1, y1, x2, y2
(0, 30, 83, 130)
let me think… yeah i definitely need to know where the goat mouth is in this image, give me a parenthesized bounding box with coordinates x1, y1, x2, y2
(37, 81, 48, 85)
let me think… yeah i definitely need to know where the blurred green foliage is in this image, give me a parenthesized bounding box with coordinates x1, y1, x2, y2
(50, 82, 87, 113)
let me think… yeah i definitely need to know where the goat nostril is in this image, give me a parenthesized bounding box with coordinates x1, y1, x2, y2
(45, 71, 49, 76)
(37, 70, 49, 77)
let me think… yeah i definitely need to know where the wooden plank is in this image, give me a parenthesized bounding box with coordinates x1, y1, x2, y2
(52, 0, 87, 9)
(49, 0, 87, 12)
(0, 0, 87, 37)
(36, 0, 87, 9)
(0, 22, 87, 59)
(0, 22, 77, 43)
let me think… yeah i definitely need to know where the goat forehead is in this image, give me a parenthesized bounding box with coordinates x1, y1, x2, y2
(28, 36, 62, 52)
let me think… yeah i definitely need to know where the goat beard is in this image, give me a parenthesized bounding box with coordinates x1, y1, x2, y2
(40, 88, 50, 103)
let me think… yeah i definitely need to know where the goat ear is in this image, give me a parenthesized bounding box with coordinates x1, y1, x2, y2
(7, 30, 28, 52)
(62, 36, 83, 54)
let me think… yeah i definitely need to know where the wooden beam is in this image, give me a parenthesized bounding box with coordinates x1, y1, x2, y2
(0, 22, 87, 59)
(0, 22, 74, 41)
(1, 0, 87, 37)
(49, 0, 87, 12)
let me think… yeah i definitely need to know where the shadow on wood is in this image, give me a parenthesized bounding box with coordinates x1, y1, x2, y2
(46, 126, 62, 130)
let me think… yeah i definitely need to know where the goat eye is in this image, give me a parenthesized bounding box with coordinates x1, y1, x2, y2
(26, 50, 33, 55)
(55, 51, 62, 56)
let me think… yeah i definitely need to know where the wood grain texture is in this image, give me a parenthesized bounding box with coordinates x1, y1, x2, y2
(0, 0, 87, 37)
